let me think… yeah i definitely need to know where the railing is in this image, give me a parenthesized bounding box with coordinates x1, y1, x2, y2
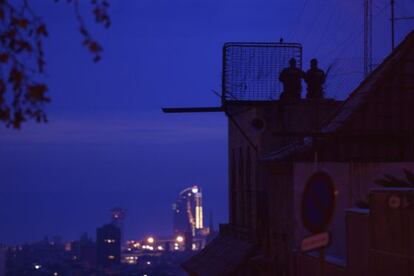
(222, 42, 302, 103)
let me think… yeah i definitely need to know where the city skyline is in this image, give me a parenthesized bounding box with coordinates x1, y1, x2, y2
(1, 0, 414, 246)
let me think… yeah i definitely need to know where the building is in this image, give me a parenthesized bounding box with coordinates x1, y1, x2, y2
(0, 245, 6, 276)
(183, 31, 414, 275)
(172, 185, 204, 237)
(96, 223, 121, 267)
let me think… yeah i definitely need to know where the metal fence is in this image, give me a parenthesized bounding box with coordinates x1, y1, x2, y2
(222, 42, 302, 102)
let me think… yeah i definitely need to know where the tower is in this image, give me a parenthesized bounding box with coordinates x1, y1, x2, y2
(364, 0, 373, 77)
(172, 185, 204, 237)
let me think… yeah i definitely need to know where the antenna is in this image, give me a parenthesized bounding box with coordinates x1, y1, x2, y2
(391, 0, 395, 50)
(364, 0, 373, 77)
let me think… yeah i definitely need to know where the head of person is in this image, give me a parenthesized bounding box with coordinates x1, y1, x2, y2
(310, 58, 318, 69)
(289, 58, 297, 68)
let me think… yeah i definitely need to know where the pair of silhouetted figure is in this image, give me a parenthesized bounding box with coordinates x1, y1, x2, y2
(279, 58, 326, 101)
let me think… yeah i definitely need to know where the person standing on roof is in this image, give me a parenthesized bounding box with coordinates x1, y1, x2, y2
(304, 58, 326, 99)
(279, 58, 304, 101)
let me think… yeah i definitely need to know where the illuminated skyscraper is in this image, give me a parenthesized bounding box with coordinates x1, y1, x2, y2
(172, 185, 203, 237)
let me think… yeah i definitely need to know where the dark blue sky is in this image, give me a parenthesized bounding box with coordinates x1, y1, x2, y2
(1, 0, 413, 244)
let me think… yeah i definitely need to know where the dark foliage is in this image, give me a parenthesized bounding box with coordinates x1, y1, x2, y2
(0, 0, 110, 128)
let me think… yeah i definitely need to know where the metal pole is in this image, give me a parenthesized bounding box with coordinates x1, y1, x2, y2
(391, 0, 395, 50)
(319, 248, 325, 276)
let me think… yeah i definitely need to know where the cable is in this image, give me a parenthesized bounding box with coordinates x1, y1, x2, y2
(312, 0, 339, 58)
(287, 0, 309, 42)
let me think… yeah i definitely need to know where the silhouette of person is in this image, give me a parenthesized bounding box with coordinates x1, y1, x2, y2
(279, 58, 304, 101)
(304, 58, 326, 99)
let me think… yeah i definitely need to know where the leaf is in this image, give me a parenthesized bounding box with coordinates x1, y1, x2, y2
(8, 68, 23, 91)
(27, 84, 48, 103)
(12, 110, 24, 129)
(0, 107, 10, 122)
(0, 79, 6, 94)
(12, 18, 29, 29)
(88, 41, 102, 53)
(36, 24, 48, 36)
(0, 53, 9, 63)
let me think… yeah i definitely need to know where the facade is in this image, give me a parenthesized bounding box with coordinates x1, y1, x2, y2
(183, 31, 414, 275)
(173, 185, 203, 237)
(96, 223, 121, 267)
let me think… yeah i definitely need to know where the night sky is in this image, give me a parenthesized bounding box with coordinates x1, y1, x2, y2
(1, 0, 413, 245)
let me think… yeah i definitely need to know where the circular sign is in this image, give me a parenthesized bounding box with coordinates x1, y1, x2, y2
(301, 171, 336, 234)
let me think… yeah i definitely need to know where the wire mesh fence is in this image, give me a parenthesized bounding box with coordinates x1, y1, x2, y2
(222, 42, 302, 102)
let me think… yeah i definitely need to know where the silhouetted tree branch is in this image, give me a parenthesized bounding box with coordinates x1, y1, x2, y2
(0, 0, 110, 128)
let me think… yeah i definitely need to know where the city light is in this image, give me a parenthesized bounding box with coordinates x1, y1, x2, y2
(124, 256, 138, 265)
(34, 264, 42, 270)
(176, 236, 184, 243)
(146, 261, 151, 265)
(157, 245, 164, 250)
(192, 186, 198, 193)
(147, 237, 154, 244)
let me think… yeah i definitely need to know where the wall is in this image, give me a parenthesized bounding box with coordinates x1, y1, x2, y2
(292, 162, 414, 259)
(295, 188, 414, 276)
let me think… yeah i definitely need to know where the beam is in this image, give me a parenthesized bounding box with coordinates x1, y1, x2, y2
(162, 106, 224, 113)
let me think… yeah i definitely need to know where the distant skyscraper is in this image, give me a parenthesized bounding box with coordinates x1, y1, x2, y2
(96, 223, 121, 267)
(172, 185, 203, 237)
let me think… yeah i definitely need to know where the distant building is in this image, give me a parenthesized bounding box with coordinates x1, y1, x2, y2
(96, 223, 121, 267)
(172, 185, 203, 237)
(0, 244, 6, 276)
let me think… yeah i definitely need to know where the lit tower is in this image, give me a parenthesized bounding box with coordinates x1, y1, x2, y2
(192, 186, 203, 230)
(172, 185, 204, 237)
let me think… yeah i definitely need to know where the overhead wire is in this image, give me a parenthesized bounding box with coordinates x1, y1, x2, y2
(312, 0, 339, 58)
(287, 0, 309, 42)
(301, 0, 333, 43)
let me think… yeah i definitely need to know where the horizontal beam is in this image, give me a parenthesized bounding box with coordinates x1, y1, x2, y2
(162, 106, 224, 113)
(394, 16, 414, 21)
